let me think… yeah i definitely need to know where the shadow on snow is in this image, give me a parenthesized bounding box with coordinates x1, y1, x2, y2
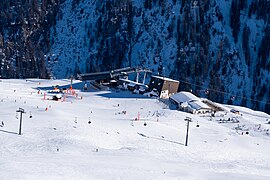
(137, 132, 184, 146)
(33, 81, 96, 92)
(97, 90, 152, 99)
(0, 129, 18, 135)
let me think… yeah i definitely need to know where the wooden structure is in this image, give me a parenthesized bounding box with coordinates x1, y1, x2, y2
(202, 99, 224, 111)
(148, 76, 179, 99)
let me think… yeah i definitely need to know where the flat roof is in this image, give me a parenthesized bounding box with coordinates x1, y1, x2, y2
(151, 76, 179, 83)
(170, 91, 200, 103)
(171, 91, 212, 110)
(119, 78, 148, 88)
(79, 67, 152, 81)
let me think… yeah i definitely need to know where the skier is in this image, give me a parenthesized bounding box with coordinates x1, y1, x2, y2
(0, 121, 4, 127)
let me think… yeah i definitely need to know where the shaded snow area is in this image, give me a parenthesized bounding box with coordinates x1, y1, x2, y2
(0, 79, 270, 180)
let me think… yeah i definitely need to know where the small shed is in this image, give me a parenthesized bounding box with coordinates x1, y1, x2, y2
(148, 76, 179, 99)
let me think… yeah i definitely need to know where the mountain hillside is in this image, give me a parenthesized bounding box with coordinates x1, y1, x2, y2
(0, 0, 270, 113)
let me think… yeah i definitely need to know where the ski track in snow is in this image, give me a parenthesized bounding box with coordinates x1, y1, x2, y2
(0, 79, 270, 180)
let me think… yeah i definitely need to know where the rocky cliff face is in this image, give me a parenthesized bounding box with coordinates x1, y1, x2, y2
(0, 0, 270, 113)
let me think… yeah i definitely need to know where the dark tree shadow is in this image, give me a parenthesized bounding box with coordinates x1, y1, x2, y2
(97, 91, 152, 99)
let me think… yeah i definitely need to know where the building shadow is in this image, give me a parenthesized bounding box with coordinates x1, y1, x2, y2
(33, 81, 90, 91)
(97, 90, 152, 99)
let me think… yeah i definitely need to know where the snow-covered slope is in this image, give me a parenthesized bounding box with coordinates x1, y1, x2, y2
(1, 79, 270, 179)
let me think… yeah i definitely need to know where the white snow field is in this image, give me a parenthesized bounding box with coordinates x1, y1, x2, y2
(0, 79, 270, 180)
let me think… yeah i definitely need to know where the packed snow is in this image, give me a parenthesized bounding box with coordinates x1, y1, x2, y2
(0, 79, 270, 180)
